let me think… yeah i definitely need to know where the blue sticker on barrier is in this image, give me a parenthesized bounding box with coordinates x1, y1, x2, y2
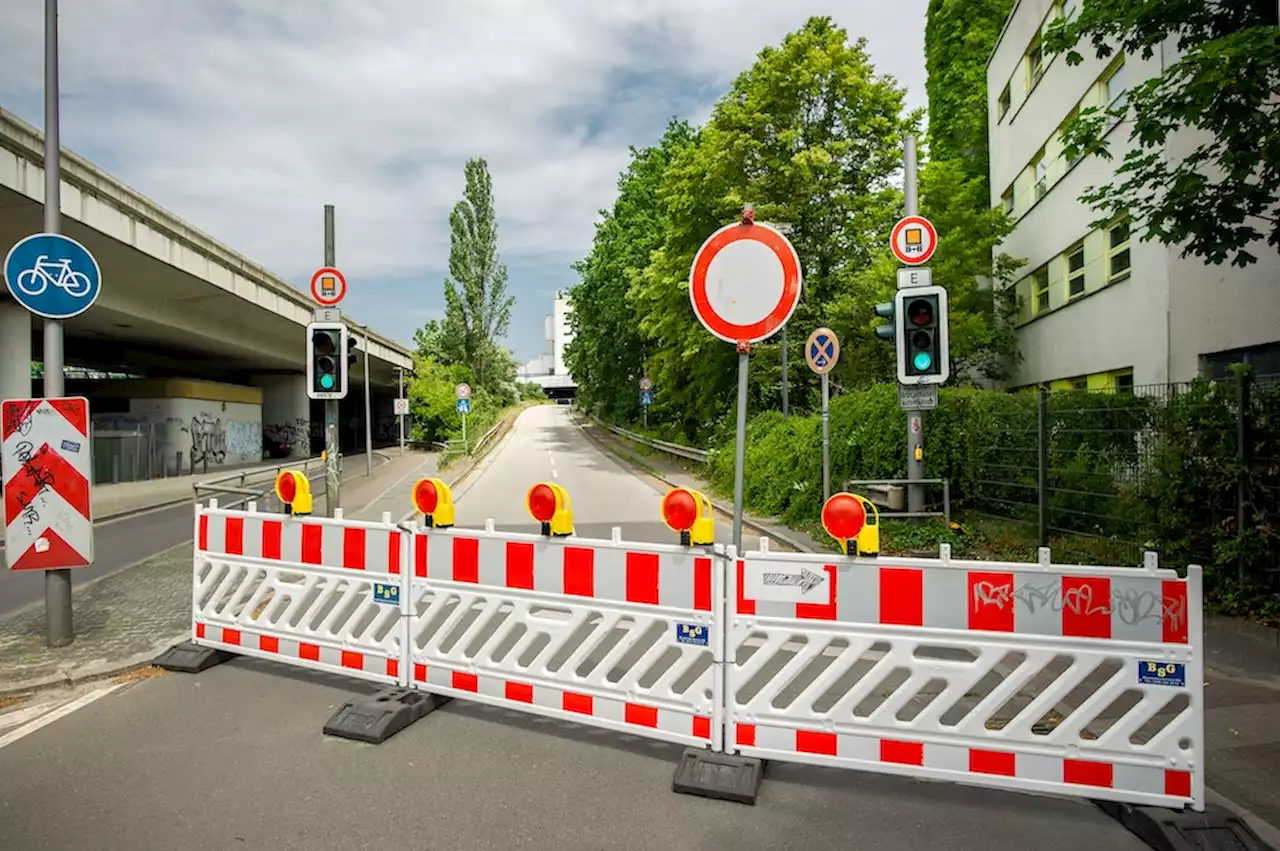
(372, 583, 400, 605)
(675, 623, 708, 646)
(60, 439, 81, 453)
(1138, 660, 1185, 687)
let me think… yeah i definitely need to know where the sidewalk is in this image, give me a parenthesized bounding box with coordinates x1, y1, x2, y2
(0, 449, 431, 696)
(580, 412, 1280, 842)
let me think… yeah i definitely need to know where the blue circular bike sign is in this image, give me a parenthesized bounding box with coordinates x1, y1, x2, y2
(3, 232, 102, 320)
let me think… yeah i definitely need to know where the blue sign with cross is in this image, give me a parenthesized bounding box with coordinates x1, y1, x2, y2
(4, 232, 103, 320)
(805, 327, 840, 375)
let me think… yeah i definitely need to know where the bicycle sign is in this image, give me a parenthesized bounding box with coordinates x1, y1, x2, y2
(4, 233, 102, 320)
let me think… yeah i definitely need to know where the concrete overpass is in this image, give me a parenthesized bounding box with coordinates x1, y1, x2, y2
(0, 107, 414, 468)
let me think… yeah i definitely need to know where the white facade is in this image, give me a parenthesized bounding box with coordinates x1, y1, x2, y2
(988, 0, 1280, 389)
(518, 290, 576, 383)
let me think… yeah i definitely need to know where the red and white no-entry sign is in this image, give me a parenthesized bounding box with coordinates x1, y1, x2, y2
(310, 267, 347, 306)
(2, 397, 94, 571)
(890, 215, 938, 266)
(689, 221, 802, 345)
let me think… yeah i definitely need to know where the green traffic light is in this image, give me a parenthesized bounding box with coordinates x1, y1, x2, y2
(320, 374, 335, 390)
(913, 352, 933, 371)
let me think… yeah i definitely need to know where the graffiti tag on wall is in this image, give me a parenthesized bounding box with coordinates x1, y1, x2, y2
(188, 413, 227, 465)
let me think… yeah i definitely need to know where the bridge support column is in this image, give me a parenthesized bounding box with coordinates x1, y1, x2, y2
(0, 302, 32, 402)
(254, 374, 310, 458)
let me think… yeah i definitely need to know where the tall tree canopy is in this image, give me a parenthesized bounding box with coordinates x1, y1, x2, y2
(441, 158, 515, 383)
(1044, 0, 1279, 267)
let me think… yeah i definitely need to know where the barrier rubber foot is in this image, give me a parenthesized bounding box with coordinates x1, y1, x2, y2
(152, 640, 235, 674)
(1096, 801, 1276, 851)
(322, 687, 451, 745)
(672, 747, 763, 805)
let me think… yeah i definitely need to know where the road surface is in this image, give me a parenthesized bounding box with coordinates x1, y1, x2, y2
(0, 453, 387, 616)
(0, 407, 1148, 851)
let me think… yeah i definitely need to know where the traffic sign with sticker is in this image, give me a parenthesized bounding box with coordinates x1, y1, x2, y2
(688, 220, 802, 344)
(455, 383, 471, 400)
(890, 215, 938, 266)
(309, 267, 347, 306)
(805, 327, 839, 374)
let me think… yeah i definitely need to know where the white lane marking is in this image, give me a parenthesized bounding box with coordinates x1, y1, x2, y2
(0, 682, 126, 750)
(551, 468, 559, 479)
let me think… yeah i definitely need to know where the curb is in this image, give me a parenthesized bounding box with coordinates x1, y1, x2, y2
(573, 414, 818, 555)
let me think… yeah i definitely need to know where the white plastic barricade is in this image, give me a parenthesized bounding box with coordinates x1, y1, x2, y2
(406, 521, 725, 750)
(727, 541, 1204, 811)
(192, 500, 411, 686)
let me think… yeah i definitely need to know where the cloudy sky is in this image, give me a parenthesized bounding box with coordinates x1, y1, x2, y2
(0, 0, 928, 364)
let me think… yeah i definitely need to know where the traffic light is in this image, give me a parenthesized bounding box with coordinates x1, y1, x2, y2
(894, 285, 949, 385)
(873, 301, 896, 343)
(306, 321, 349, 400)
(347, 335, 359, 367)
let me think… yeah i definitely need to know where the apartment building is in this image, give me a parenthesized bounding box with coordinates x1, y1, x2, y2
(988, 0, 1280, 390)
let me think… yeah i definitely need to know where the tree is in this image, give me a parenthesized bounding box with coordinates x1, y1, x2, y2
(412, 319, 452, 365)
(1043, 0, 1280, 267)
(566, 120, 696, 422)
(441, 158, 516, 384)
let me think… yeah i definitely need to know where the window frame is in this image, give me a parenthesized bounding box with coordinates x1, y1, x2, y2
(1032, 266, 1051, 315)
(998, 83, 1012, 121)
(1107, 215, 1132, 283)
(1033, 150, 1048, 200)
(1065, 242, 1086, 298)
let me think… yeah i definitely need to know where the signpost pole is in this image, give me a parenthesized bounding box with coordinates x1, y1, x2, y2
(398, 367, 405, 454)
(821, 371, 830, 503)
(462, 411, 467, 448)
(43, 0, 72, 648)
(362, 326, 372, 476)
(323, 205, 340, 517)
(903, 135, 925, 516)
(780, 327, 789, 419)
(732, 348, 749, 553)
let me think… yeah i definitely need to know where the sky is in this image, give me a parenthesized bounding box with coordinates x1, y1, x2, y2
(0, 0, 929, 365)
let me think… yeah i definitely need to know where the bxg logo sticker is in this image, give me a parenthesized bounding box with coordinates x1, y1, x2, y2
(372, 583, 400, 605)
(1138, 660, 1185, 687)
(675, 623, 707, 646)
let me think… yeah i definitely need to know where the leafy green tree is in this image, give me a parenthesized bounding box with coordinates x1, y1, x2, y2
(412, 319, 452, 364)
(441, 158, 516, 384)
(1043, 0, 1279, 266)
(566, 120, 696, 421)
(629, 17, 919, 439)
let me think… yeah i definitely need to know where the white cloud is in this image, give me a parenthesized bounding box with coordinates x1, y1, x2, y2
(0, 0, 928, 359)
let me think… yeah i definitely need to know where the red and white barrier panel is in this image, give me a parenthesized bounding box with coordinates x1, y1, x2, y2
(192, 500, 411, 687)
(726, 540, 1204, 812)
(406, 521, 725, 751)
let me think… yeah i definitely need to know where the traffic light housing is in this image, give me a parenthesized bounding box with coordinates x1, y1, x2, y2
(894, 285, 949, 385)
(873, 301, 896, 343)
(307, 321, 349, 400)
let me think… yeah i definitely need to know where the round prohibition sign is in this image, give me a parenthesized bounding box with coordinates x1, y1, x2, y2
(890, 215, 938, 266)
(639, 377, 653, 391)
(689, 221, 802, 345)
(455, 383, 472, 400)
(310, 267, 347, 306)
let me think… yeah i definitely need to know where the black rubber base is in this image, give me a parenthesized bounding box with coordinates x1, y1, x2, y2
(1096, 801, 1276, 851)
(152, 640, 235, 673)
(672, 747, 764, 805)
(322, 688, 451, 744)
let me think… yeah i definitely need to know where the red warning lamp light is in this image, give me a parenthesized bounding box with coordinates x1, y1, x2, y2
(661, 488, 699, 532)
(273, 470, 312, 516)
(527, 484, 557, 524)
(276, 471, 296, 504)
(821, 493, 867, 553)
(413, 479, 438, 516)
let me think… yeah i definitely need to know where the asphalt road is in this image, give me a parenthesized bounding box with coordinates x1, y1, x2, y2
(0, 408, 1148, 851)
(0, 453, 386, 617)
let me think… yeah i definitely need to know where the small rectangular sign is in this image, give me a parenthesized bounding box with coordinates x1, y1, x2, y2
(393, 398, 410, 416)
(675, 623, 708, 646)
(897, 267, 932, 290)
(372, 583, 400, 605)
(313, 307, 342, 322)
(898, 383, 938, 411)
(456, 398, 472, 415)
(743, 562, 830, 603)
(1137, 661, 1186, 687)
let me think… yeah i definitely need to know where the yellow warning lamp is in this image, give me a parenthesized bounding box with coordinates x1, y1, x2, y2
(660, 487, 715, 546)
(412, 477, 455, 528)
(526, 482, 574, 537)
(820, 492, 869, 555)
(857, 496, 880, 557)
(274, 470, 313, 516)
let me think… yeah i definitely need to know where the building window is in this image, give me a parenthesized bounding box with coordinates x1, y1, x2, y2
(1002, 188, 1015, 215)
(1202, 342, 1280, 381)
(998, 84, 1012, 120)
(1108, 216, 1131, 282)
(1033, 151, 1048, 200)
(1072, 376, 1088, 390)
(1104, 60, 1127, 105)
(1028, 40, 1045, 88)
(1033, 266, 1050, 314)
(1114, 371, 1134, 394)
(1061, 107, 1081, 167)
(1066, 243, 1085, 297)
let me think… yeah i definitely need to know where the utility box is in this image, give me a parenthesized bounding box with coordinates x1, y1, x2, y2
(864, 483, 905, 511)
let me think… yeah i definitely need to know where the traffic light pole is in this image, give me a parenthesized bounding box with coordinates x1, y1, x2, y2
(323, 205, 341, 517)
(902, 135, 925, 516)
(43, 0, 73, 648)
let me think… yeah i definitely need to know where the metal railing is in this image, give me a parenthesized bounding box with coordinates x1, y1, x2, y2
(472, 420, 503, 456)
(587, 415, 711, 463)
(193, 456, 331, 513)
(844, 478, 951, 524)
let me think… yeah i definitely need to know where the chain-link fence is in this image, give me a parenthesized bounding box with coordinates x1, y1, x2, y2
(969, 370, 1280, 604)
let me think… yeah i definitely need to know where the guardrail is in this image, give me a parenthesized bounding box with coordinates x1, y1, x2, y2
(472, 420, 503, 456)
(586, 413, 710, 463)
(193, 456, 332, 513)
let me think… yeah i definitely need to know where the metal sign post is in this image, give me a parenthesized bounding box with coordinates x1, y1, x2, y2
(901, 137, 925, 515)
(456, 384, 471, 449)
(323, 205, 341, 516)
(688, 204, 803, 552)
(362, 327, 372, 476)
(805, 327, 839, 504)
(397, 368, 406, 453)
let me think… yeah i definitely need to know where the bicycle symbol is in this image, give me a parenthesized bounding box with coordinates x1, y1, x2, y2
(15, 255, 93, 299)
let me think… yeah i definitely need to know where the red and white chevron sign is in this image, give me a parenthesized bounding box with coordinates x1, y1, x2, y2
(2, 397, 94, 571)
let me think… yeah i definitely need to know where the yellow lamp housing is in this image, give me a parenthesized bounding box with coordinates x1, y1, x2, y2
(274, 470, 313, 516)
(526, 482, 574, 537)
(855, 497, 880, 557)
(546, 483, 574, 537)
(412, 477, 455, 528)
(686, 490, 715, 546)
